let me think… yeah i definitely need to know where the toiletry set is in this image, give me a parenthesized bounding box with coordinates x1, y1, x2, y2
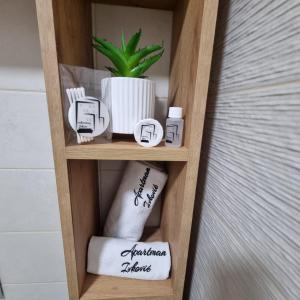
(133, 106, 184, 147)
(67, 87, 184, 148)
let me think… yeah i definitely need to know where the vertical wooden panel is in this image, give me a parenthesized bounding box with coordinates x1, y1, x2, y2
(36, 0, 98, 299)
(161, 161, 187, 285)
(52, 0, 93, 67)
(169, 0, 204, 148)
(68, 160, 99, 295)
(51, 1, 98, 296)
(166, 0, 219, 299)
(35, 1, 80, 299)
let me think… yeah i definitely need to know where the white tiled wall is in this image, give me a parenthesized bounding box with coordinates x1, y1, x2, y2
(0, 1, 68, 299)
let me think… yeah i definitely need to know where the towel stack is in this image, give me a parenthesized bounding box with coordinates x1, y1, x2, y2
(88, 161, 171, 280)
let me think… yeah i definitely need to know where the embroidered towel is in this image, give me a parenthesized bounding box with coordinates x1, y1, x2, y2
(87, 236, 171, 280)
(103, 161, 168, 241)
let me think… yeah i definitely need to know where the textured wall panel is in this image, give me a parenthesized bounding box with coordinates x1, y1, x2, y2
(187, 1, 300, 299)
(211, 0, 300, 91)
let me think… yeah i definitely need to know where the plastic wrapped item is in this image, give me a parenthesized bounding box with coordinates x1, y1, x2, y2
(59, 64, 112, 144)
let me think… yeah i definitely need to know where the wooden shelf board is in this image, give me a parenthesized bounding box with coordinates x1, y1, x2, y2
(81, 275, 173, 300)
(91, 0, 176, 11)
(65, 141, 189, 161)
(80, 228, 173, 300)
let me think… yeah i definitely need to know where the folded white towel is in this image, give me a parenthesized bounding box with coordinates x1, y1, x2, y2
(103, 161, 168, 241)
(87, 236, 171, 280)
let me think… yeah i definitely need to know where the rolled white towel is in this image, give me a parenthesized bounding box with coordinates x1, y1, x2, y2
(87, 236, 171, 280)
(104, 161, 168, 241)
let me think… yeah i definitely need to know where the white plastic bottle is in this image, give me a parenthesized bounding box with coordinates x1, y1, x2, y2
(165, 107, 184, 148)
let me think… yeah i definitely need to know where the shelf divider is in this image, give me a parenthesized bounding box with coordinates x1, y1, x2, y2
(65, 141, 189, 161)
(81, 275, 173, 300)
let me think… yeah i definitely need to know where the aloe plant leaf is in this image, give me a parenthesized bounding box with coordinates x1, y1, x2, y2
(121, 32, 126, 53)
(93, 44, 127, 75)
(125, 29, 142, 56)
(128, 44, 162, 68)
(93, 36, 127, 65)
(130, 50, 164, 77)
(105, 66, 121, 76)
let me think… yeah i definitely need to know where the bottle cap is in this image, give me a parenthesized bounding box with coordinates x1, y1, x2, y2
(168, 107, 183, 118)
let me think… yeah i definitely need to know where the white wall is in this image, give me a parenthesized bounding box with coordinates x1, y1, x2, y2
(187, 0, 300, 299)
(0, 1, 68, 299)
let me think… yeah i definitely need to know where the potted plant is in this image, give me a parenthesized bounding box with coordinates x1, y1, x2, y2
(93, 29, 164, 134)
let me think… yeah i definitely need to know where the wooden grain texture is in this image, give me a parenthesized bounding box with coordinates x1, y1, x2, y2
(65, 142, 189, 161)
(161, 162, 187, 291)
(68, 160, 100, 295)
(51, 1, 97, 297)
(81, 275, 173, 300)
(165, 0, 219, 299)
(92, 0, 176, 10)
(187, 1, 300, 299)
(35, 1, 80, 299)
(53, 0, 93, 67)
(36, 0, 98, 299)
(169, 0, 204, 148)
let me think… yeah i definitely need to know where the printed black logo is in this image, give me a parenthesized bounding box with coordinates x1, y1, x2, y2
(140, 123, 157, 143)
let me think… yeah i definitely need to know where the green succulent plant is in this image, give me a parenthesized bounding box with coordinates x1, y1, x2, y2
(92, 29, 164, 78)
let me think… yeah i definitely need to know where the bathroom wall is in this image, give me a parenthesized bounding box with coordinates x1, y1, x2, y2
(187, 1, 300, 299)
(0, 1, 68, 299)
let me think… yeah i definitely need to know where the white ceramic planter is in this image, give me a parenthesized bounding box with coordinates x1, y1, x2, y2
(101, 77, 155, 134)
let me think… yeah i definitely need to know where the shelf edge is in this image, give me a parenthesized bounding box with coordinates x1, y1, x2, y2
(65, 145, 189, 161)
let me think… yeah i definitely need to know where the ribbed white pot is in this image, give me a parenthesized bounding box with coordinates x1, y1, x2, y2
(101, 77, 155, 134)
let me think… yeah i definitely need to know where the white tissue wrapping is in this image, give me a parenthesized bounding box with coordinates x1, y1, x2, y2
(87, 236, 171, 280)
(103, 161, 168, 241)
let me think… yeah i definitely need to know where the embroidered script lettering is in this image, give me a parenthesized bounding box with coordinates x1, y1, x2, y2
(143, 184, 158, 208)
(133, 167, 150, 206)
(120, 244, 167, 274)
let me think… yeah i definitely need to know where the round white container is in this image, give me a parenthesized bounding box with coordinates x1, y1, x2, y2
(101, 77, 155, 134)
(134, 118, 163, 147)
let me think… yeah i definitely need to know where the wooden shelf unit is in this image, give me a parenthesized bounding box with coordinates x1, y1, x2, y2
(35, 0, 218, 299)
